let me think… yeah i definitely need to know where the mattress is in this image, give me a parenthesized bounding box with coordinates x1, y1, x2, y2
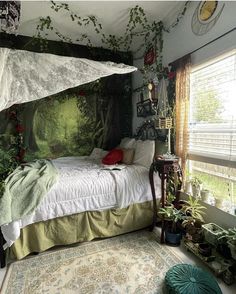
(2, 156, 161, 247)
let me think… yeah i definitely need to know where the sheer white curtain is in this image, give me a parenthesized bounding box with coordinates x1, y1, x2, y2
(0, 48, 137, 112)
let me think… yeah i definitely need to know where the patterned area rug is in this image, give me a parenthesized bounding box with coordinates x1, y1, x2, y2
(1, 231, 183, 294)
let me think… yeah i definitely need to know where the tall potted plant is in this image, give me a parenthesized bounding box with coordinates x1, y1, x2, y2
(181, 195, 206, 243)
(158, 205, 186, 246)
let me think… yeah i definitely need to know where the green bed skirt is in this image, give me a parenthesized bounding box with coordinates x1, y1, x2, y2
(9, 201, 154, 260)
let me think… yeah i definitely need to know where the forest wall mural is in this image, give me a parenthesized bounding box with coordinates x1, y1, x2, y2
(0, 73, 132, 162)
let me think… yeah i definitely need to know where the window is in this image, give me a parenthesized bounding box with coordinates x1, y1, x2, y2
(188, 50, 236, 215)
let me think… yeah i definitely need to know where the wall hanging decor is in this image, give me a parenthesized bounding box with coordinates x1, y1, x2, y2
(191, 1, 225, 36)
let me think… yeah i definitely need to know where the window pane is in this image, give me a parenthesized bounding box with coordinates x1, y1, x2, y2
(189, 53, 236, 162)
(187, 160, 236, 215)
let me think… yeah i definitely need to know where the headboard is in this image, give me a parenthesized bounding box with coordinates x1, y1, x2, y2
(135, 120, 168, 141)
(135, 120, 169, 157)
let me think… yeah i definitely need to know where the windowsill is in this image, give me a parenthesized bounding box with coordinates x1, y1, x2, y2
(180, 192, 236, 229)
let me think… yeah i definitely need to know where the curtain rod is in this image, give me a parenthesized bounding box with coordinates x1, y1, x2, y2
(168, 26, 236, 67)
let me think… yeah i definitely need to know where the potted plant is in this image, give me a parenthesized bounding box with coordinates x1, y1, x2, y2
(190, 177, 203, 198)
(226, 228, 236, 260)
(181, 195, 206, 243)
(216, 229, 233, 259)
(158, 205, 186, 246)
(202, 223, 225, 246)
(200, 189, 211, 203)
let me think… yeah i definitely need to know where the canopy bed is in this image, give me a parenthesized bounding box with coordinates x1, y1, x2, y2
(0, 46, 163, 267)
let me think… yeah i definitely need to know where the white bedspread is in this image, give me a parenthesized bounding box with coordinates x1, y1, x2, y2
(1, 156, 161, 248)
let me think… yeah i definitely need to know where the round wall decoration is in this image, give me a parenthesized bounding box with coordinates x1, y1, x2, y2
(191, 1, 225, 36)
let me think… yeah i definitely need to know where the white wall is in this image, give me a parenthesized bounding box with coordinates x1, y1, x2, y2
(132, 1, 236, 134)
(163, 1, 236, 66)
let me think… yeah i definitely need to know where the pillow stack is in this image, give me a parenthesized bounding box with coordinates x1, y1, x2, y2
(119, 137, 155, 168)
(90, 137, 155, 168)
(119, 137, 136, 165)
(133, 140, 155, 168)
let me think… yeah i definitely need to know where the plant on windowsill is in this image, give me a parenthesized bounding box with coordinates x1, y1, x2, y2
(181, 195, 206, 243)
(158, 205, 186, 246)
(190, 177, 203, 198)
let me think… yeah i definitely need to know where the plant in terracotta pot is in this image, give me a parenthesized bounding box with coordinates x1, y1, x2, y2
(181, 195, 206, 243)
(158, 205, 186, 246)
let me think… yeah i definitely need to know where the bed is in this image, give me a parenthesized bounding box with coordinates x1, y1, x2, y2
(0, 137, 162, 265)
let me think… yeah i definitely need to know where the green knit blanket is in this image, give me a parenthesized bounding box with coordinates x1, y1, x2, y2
(0, 159, 58, 226)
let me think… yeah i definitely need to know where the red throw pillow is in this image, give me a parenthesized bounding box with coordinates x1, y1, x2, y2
(102, 149, 123, 165)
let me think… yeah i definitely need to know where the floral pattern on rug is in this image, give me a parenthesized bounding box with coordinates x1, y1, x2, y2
(2, 231, 182, 294)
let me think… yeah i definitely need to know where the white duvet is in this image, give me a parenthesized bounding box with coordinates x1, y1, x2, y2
(1, 156, 161, 248)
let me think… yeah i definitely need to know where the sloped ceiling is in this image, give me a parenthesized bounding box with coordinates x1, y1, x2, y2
(18, 1, 183, 50)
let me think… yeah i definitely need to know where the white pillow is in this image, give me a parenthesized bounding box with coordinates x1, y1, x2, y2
(133, 140, 155, 168)
(90, 148, 108, 160)
(119, 137, 136, 149)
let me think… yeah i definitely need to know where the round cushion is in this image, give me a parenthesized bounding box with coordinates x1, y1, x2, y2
(165, 264, 222, 294)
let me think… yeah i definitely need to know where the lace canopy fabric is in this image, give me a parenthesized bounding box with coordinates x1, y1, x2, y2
(0, 48, 137, 112)
(0, 1, 21, 33)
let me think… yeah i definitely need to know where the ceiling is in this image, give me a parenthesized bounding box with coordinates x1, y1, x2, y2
(18, 1, 184, 50)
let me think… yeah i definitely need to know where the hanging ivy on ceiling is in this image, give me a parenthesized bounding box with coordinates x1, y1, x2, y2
(31, 1, 189, 84)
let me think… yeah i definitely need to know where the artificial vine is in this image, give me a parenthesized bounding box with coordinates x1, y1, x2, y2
(31, 1, 189, 85)
(0, 108, 25, 195)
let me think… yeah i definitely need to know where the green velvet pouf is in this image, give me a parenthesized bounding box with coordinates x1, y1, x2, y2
(165, 264, 222, 294)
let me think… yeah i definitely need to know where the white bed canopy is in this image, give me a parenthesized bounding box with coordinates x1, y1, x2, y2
(0, 47, 137, 112)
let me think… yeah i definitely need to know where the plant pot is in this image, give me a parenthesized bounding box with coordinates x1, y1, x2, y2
(228, 240, 236, 260)
(200, 189, 211, 203)
(185, 222, 204, 243)
(222, 266, 235, 285)
(184, 181, 192, 194)
(192, 230, 204, 243)
(192, 185, 201, 198)
(215, 198, 224, 209)
(165, 230, 182, 246)
(198, 243, 212, 257)
(202, 223, 225, 246)
(217, 243, 232, 259)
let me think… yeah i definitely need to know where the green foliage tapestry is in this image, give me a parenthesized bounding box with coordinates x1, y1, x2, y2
(0, 74, 132, 163)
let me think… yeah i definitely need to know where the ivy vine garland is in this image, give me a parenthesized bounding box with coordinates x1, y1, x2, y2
(31, 1, 189, 85)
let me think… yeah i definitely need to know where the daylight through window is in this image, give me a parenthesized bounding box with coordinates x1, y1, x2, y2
(188, 50, 236, 215)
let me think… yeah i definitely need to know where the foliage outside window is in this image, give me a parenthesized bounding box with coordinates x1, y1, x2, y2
(188, 50, 236, 216)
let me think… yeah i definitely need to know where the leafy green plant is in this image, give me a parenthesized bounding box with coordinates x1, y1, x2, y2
(181, 195, 206, 227)
(158, 205, 186, 233)
(166, 193, 176, 206)
(190, 177, 202, 188)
